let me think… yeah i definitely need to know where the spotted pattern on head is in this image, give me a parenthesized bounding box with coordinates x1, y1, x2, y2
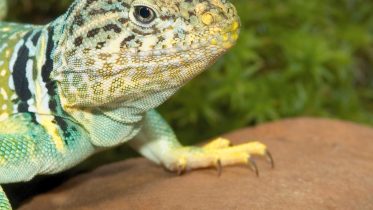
(50, 0, 240, 108)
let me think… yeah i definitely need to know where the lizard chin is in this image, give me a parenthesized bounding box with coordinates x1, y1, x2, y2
(55, 43, 226, 109)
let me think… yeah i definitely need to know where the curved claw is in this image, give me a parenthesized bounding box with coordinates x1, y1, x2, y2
(177, 164, 186, 176)
(265, 150, 275, 169)
(215, 159, 222, 177)
(248, 157, 259, 177)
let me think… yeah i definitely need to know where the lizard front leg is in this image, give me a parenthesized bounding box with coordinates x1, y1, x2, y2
(0, 186, 11, 210)
(129, 110, 273, 176)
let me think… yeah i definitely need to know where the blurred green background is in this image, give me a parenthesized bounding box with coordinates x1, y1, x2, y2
(5, 0, 373, 144)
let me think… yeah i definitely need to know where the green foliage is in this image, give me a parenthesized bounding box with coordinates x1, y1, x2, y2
(6, 0, 71, 23)
(6, 0, 373, 144)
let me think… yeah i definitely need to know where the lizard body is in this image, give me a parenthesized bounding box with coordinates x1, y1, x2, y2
(0, 0, 271, 209)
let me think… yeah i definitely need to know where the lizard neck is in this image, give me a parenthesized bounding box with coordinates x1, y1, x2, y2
(38, 13, 183, 146)
(0, 23, 61, 118)
(22, 24, 65, 119)
(42, 16, 148, 147)
(58, 84, 181, 147)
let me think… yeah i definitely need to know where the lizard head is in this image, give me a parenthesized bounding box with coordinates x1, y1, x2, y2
(52, 0, 240, 109)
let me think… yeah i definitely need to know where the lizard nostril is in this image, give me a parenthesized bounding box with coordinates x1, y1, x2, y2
(231, 20, 240, 31)
(201, 12, 215, 26)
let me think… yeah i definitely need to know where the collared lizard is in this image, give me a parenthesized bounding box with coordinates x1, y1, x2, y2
(0, 0, 273, 209)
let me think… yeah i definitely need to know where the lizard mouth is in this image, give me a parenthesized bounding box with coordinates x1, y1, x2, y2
(113, 33, 239, 59)
(57, 28, 239, 78)
(137, 20, 240, 57)
(56, 18, 240, 79)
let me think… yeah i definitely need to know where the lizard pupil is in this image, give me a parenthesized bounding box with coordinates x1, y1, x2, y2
(134, 6, 156, 24)
(139, 7, 150, 18)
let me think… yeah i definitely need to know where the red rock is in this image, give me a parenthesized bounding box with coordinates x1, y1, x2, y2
(19, 118, 373, 210)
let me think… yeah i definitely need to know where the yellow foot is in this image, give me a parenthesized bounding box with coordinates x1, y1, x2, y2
(168, 138, 274, 176)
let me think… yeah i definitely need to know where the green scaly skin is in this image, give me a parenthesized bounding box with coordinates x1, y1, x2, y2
(0, 0, 272, 209)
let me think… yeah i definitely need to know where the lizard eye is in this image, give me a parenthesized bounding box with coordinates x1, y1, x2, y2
(134, 6, 156, 24)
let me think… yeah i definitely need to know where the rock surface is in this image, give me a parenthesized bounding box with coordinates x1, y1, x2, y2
(19, 118, 373, 210)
